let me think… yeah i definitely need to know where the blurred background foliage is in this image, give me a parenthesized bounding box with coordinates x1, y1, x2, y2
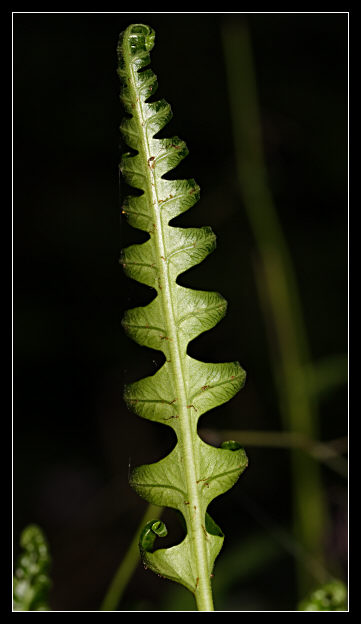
(13, 12, 347, 611)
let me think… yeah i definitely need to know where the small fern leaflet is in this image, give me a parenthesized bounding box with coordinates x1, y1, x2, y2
(13, 525, 51, 611)
(117, 24, 247, 611)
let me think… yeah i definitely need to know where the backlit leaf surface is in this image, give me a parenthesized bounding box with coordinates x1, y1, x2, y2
(118, 24, 247, 609)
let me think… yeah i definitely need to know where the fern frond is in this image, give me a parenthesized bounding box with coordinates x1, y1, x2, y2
(117, 24, 247, 611)
(298, 581, 347, 611)
(13, 525, 51, 611)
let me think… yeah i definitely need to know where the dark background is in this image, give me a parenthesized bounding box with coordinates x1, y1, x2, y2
(13, 12, 348, 611)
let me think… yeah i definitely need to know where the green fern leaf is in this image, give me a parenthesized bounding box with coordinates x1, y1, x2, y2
(298, 580, 347, 611)
(13, 525, 51, 611)
(117, 24, 247, 611)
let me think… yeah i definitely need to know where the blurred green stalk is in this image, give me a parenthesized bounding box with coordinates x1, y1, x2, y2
(100, 503, 162, 611)
(222, 19, 329, 596)
(201, 428, 348, 478)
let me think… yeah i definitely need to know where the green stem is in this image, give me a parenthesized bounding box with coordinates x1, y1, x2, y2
(100, 504, 162, 611)
(222, 19, 329, 596)
(122, 28, 214, 611)
(201, 429, 347, 478)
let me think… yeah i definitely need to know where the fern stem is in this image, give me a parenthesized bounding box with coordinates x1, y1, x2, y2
(123, 29, 214, 611)
(222, 19, 329, 596)
(100, 504, 162, 611)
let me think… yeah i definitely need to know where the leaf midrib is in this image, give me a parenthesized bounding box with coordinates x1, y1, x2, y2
(124, 33, 213, 611)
